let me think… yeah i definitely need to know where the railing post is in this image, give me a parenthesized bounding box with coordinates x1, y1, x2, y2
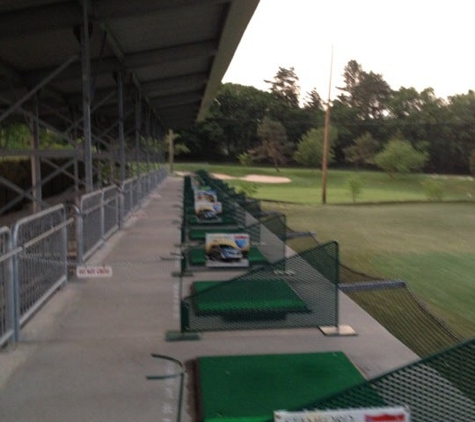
(118, 183, 125, 229)
(101, 190, 106, 241)
(73, 204, 84, 266)
(11, 234, 21, 342)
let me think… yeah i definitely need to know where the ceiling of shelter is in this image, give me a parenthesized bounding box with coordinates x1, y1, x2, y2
(0, 0, 259, 133)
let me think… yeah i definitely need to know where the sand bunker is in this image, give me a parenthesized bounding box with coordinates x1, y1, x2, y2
(174, 171, 291, 184)
(211, 173, 291, 184)
(240, 174, 291, 183)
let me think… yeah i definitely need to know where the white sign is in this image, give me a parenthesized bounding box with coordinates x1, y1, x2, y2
(76, 265, 113, 278)
(274, 407, 410, 422)
(131, 210, 148, 218)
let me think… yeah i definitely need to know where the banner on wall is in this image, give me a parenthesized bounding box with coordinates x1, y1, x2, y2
(205, 233, 250, 268)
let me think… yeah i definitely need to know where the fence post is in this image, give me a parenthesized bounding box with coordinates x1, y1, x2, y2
(74, 205, 84, 265)
(11, 238, 20, 342)
(100, 189, 105, 241)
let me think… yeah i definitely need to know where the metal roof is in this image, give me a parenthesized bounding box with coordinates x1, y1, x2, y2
(0, 0, 259, 131)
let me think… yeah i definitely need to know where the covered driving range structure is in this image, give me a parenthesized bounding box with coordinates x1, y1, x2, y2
(0, 0, 259, 216)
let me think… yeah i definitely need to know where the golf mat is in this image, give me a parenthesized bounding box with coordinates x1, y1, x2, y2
(192, 279, 309, 320)
(195, 352, 366, 422)
(187, 215, 238, 226)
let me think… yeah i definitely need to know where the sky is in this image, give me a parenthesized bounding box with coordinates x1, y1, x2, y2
(223, 0, 474, 102)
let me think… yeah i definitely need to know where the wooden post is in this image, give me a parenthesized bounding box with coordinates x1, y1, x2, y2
(321, 46, 334, 205)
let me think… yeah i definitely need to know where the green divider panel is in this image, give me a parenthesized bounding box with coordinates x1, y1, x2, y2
(181, 243, 339, 333)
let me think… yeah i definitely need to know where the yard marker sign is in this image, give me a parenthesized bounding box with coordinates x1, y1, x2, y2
(274, 407, 410, 422)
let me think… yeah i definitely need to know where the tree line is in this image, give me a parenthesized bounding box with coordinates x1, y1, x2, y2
(179, 61, 475, 175)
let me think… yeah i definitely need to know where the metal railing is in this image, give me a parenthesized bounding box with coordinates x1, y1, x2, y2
(0, 226, 14, 347)
(6, 204, 70, 343)
(0, 168, 167, 346)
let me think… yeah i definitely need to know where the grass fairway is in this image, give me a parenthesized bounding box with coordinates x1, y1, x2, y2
(176, 163, 475, 338)
(174, 163, 475, 203)
(269, 202, 475, 337)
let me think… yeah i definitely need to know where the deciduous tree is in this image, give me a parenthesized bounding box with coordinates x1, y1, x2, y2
(343, 132, 380, 169)
(374, 137, 428, 177)
(249, 117, 291, 171)
(293, 126, 337, 167)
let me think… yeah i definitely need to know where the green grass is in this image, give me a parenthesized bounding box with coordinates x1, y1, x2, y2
(268, 201, 475, 338)
(176, 163, 475, 340)
(174, 163, 475, 204)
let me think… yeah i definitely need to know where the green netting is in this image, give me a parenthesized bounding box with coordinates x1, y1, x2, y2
(181, 242, 339, 333)
(296, 241, 339, 285)
(301, 337, 475, 422)
(238, 198, 263, 217)
(287, 233, 377, 283)
(346, 288, 461, 357)
(286, 231, 462, 357)
(180, 172, 338, 332)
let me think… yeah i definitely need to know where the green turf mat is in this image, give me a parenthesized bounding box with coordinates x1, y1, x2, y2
(197, 352, 366, 422)
(187, 215, 237, 226)
(192, 279, 308, 318)
(190, 248, 207, 265)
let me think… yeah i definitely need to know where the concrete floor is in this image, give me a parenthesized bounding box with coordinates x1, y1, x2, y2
(0, 176, 418, 422)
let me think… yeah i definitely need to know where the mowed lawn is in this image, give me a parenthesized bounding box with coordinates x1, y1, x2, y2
(268, 202, 475, 337)
(175, 163, 475, 337)
(175, 163, 475, 203)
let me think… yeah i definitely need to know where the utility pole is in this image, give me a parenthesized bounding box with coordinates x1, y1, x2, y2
(321, 46, 334, 204)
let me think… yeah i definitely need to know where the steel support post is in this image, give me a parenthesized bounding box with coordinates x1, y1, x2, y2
(135, 88, 142, 178)
(117, 71, 126, 182)
(30, 95, 42, 213)
(145, 103, 151, 172)
(71, 106, 80, 195)
(81, 2, 93, 192)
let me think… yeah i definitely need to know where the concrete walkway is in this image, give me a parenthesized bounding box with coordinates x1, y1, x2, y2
(0, 176, 418, 422)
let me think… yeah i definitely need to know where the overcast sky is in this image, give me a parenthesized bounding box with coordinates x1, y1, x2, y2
(223, 0, 474, 101)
